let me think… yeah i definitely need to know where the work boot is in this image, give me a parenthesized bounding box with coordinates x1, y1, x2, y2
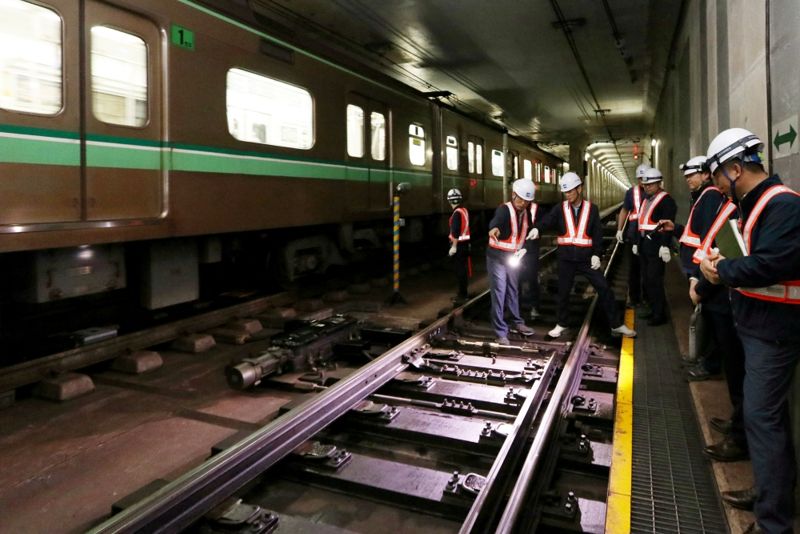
(703, 437, 749, 462)
(709, 417, 732, 435)
(548, 324, 567, 338)
(686, 364, 711, 382)
(611, 324, 637, 337)
(515, 323, 535, 336)
(722, 487, 756, 510)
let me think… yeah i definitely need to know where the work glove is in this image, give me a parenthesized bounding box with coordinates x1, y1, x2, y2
(526, 228, 539, 240)
(659, 246, 671, 263)
(632, 244, 638, 256)
(615, 230, 624, 244)
(590, 255, 601, 270)
(448, 244, 457, 256)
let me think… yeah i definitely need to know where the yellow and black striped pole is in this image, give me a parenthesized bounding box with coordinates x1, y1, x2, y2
(388, 183, 410, 304)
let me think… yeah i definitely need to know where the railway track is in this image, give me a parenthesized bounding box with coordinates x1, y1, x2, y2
(88, 219, 626, 534)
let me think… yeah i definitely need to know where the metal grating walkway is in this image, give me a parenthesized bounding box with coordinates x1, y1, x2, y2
(630, 317, 727, 533)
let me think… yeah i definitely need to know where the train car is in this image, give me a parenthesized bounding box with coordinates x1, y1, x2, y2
(0, 0, 577, 359)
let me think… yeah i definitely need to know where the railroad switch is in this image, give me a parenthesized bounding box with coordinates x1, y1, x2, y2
(202, 498, 279, 534)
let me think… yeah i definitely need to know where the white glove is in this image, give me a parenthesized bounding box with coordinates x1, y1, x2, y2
(632, 244, 638, 256)
(526, 228, 539, 241)
(590, 255, 601, 270)
(616, 230, 624, 244)
(659, 246, 671, 263)
(448, 244, 457, 256)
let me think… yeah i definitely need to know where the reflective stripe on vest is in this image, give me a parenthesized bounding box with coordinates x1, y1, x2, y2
(692, 201, 737, 264)
(449, 207, 470, 241)
(556, 200, 593, 247)
(735, 185, 800, 304)
(489, 202, 528, 252)
(639, 191, 668, 232)
(628, 186, 642, 221)
(679, 186, 722, 248)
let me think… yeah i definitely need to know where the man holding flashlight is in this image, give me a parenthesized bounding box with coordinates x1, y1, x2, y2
(487, 179, 537, 344)
(537, 172, 636, 338)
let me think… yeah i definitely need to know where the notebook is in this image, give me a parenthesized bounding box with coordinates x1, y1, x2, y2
(714, 219, 746, 259)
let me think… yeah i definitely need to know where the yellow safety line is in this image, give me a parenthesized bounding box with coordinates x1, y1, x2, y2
(605, 308, 635, 533)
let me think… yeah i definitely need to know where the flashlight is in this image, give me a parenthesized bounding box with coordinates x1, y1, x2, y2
(508, 248, 527, 268)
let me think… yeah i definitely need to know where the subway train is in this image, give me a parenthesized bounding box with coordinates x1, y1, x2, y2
(0, 0, 618, 342)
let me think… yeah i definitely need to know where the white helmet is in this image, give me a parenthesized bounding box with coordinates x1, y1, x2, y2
(706, 128, 763, 174)
(635, 163, 651, 180)
(560, 172, 582, 192)
(679, 156, 708, 176)
(641, 167, 663, 184)
(446, 188, 462, 203)
(512, 179, 535, 201)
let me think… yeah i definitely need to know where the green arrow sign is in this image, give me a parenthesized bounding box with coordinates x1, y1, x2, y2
(774, 125, 796, 150)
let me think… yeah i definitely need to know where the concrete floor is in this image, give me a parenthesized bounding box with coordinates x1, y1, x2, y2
(0, 261, 488, 534)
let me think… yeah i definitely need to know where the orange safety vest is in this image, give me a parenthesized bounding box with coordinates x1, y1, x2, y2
(692, 200, 737, 264)
(628, 186, 643, 221)
(449, 207, 470, 242)
(735, 185, 800, 304)
(489, 202, 528, 252)
(679, 186, 723, 248)
(557, 200, 593, 247)
(638, 191, 668, 232)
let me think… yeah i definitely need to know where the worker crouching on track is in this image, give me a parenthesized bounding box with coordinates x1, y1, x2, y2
(536, 172, 636, 339)
(487, 179, 537, 345)
(700, 128, 800, 534)
(447, 188, 471, 304)
(636, 167, 677, 326)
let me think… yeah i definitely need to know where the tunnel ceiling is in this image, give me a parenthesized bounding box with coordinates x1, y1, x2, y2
(226, 0, 684, 181)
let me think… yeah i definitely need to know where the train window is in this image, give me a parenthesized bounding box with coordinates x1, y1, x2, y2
(0, 0, 62, 115)
(535, 161, 542, 182)
(346, 104, 364, 157)
(544, 165, 551, 183)
(408, 123, 425, 166)
(445, 136, 458, 171)
(226, 68, 313, 149)
(491, 149, 503, 177)
(512, 153, 519, 179)
(370, 112, 386, 161)
(467, 141, 475, 173)
(523, 159, 532, 180)
(91, 26, 147, 127)
(475, 144, 483, 175)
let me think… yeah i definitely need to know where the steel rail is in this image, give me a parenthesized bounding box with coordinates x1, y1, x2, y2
(0, 293, 293, 394)
(88, 307, 453, 533)
(494, 233, 624, 533)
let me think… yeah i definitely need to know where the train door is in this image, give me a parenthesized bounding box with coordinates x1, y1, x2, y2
(0, 0, 82, 225)
(345, 93, 389, 214)
(83, 1, 163, 221)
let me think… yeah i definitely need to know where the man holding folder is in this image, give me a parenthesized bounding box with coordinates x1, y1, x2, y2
(699, 128, 800, 534)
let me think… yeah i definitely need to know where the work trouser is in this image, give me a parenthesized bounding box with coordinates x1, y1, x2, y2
(556, 258, 619, 329)
(519, 241, 540, 309)
(740, 333, 800, 533)
(640, 252, 666, 320)
(704, 309, 746, 446)
(452, 243, 470, 299)
(487, 252, 524, 338)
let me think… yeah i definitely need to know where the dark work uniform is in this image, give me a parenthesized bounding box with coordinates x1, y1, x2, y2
(678, 183, 726, 276)
(638, 190, 677, 323)
(537, 200, 621, 328)
(715, 176, 800, 533)
(449, 206, 470, 300)
(623, 186, 644, 304)
(520, 203, 541, 310)
(487, 203, 528, 339)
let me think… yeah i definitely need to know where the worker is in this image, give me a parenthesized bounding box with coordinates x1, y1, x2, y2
(487, 179, 537, 345)
(537, 172, 636, 339)
(520, 186, 542, 320)
(616, 163, 649, 307)
(700, 127, 800, 534)
(447, 188, 471, 304)
(637, 167, 677, 326)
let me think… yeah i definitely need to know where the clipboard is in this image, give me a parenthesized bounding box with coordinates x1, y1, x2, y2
(714, 220, 746, 259)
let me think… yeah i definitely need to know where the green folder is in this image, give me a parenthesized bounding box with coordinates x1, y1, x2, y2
(714, 219, 746, 259)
